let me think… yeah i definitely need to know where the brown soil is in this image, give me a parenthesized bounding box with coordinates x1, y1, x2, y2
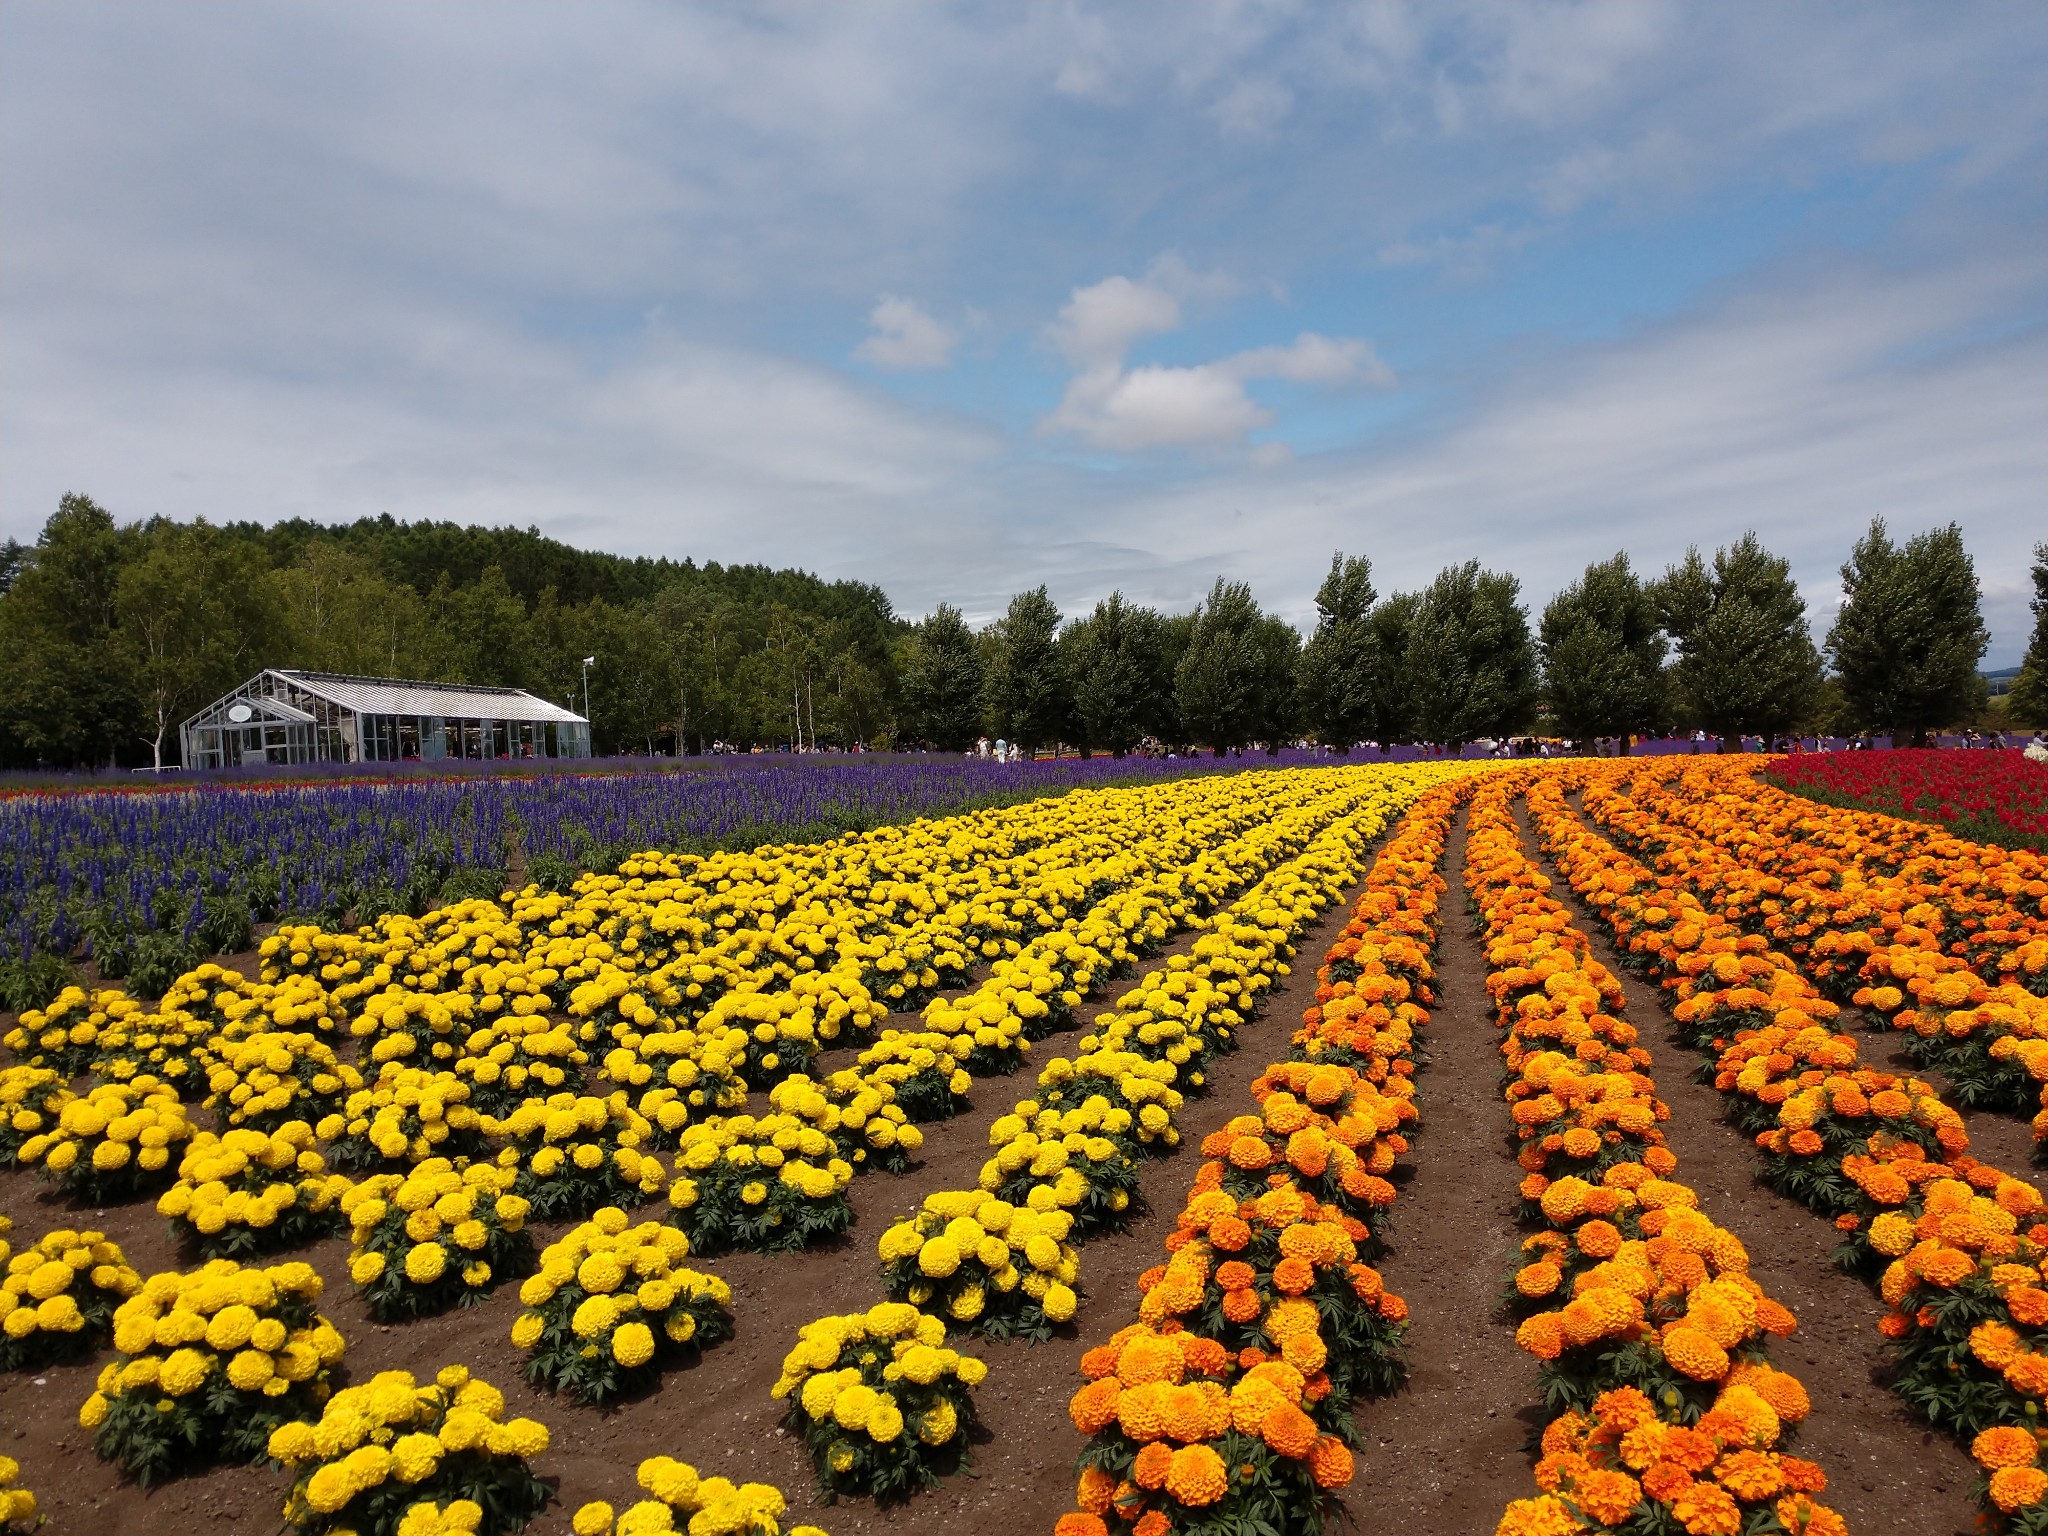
(1520, 797, 1980, 1536)
(1347, 805, 1546, 1531)
(0, 866, 1392, 1536)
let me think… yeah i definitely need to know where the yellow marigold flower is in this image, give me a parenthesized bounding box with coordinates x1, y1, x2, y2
(612, 1322, 656, 1368)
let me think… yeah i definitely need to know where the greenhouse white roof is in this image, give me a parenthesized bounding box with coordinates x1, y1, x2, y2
(271, 671, 587, 724)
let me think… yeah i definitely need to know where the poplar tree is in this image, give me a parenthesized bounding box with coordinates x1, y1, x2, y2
(986, 586, 1069, 753)
(1406, 562, 1536, 745)
(1063, 592, 1163, 756)
(2005, 544, 2048, 730)
(1175, 579, 1273, 752)
(1540, 553, 1667, 748)
(1657, 533, 1823, 746)
(1827, 519, 1988, 746)
(902, 604, 985, 751)
(1297, 552, 1379, 751)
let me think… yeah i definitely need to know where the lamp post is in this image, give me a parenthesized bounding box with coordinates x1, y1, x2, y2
(581, 656, 596, 755)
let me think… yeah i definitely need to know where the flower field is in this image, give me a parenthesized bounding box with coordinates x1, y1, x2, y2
(1768, 749, 2048, 852)
(0, 753, 1317, 1011)
(5, 750, 2048, 1535)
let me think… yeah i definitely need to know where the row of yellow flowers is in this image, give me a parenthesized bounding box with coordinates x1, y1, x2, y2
(1529, 761, 2048, 1530)
(1464, 773, 1849, 1536)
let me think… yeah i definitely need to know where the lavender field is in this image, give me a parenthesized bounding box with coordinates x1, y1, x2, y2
(0, 752, 1326, 1003)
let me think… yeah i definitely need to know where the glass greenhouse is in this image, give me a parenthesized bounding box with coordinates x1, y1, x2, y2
(179, 670, 592, 768)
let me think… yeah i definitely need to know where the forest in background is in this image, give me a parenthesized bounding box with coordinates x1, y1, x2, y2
(1, 494, 2043, 770)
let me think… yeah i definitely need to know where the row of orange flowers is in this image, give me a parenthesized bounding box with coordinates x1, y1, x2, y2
(1465, 773, 1851, 1536)
(1593, 762, 2048, 1134)
(1530, 762, 2048, 1529)
(1054, 780, 1466, 1536)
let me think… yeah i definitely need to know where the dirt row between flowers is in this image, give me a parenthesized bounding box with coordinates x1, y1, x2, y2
(0, 855, 1410, 1536)
(1521, 795, 1981, 1536)
(1345, 803, 1544, 1533)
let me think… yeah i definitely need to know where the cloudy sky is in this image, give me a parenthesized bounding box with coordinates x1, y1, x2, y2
(4, 3, 2044, 658)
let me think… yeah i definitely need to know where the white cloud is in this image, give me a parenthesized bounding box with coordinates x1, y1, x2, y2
(1049, 275, 1183, 367)
(855, 295, 955, 370)
(1043, 265, 1391, 451)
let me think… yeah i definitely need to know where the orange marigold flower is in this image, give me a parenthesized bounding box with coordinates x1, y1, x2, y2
(1662, 1326, 1731, 1382)
(1221, 1287, 1262, 1324)
(1577, 1220, 1624, 1259)
(1778, 1457, 1827, 1495)
(1991, 1466, 2048, 1513)
(1055, 1517, 1108, 1536)
(1273, 1257, 1316, 1295)
(1378, 1291, 1409, 1323)
(1121, 1335, 1187, 1387)
(1516, 1263, 1562, 1299)
(1132, 1512, 1170, 1536)
(1786, 1130, 1824, 1157)
(1516, 1312, 1566, 1362)
(1209, 1216, 1252, 1251)
(1180, 1336, 1229, 1377)
(2008, 1286, 2048, 1327)
(1117, 1382, 1175, 1442)
(1973, 1425, 2041, 1471)
(1076, 1465, 1117, 1514)
(1971, 1321, 2023, 1370)
(1132, 1442, 1175, 1490)
(1308, 1434, 1354, 1491)
(1671, 1480, 1743, 1536)
(1662, 1427, 1722, 1475)
(1713, 1449, 1785, 1501)
(1641, 1463, 1696, 1502)
(1573, 1468, 1644, 1525)
(1494, 1496, 1583, 1536)
(1071, 1379, 1122, 1435)
(1214, 1261, 1256, 1292)
(1590, 1386, 1655, 1430)
(1164, 1445, 1229, 1507)
(1255, 1402, 1316, 1460)
(1228, 1135, 1273, 1170)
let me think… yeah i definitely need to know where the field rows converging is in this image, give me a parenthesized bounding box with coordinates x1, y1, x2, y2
(11, 755, 2048, 1536)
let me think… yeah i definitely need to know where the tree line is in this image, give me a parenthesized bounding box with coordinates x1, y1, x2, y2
(1, 494, 2041, 769)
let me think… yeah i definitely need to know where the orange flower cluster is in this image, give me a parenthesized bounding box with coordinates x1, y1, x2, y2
(1203, 1059, 1407, 1238)
(1971, 1424, 2048, 1529)
(1523, 761, 2048, 1528)
(1530, 770, 1975, 1219)
(1500, 1383, 1843, 1536)
(1465, 775, 1846, 1536)
(1058, 1323, 1353, 1536)
(1055, 783, 1472, 1536)
(1589, 763, 2048, 1123)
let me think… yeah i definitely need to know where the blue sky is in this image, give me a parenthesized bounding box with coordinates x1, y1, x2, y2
(3, 2, 2044, 659)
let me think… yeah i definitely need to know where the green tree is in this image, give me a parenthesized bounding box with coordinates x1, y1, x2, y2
(0, 495, 137, 767)
(426, 565, 533, 688)
(1405, 562, 1536, 746)
(902, 604, 986, 751)
(273, 540, 436, 677)
(1250, 613, 1304, 754)
(1540, 553, 1667, 749)
(1062, 593, 1164, 757)
(116, 522, 280, 769)
(1362, 593, 1420, 747)
(986, 587, 1069, 754)
(1657, 533, 1823, 747)
(2000, 544, 2048, 730)
(1175, 579, 1276, 752)
(1826, 519, 1989, 746)
(1297, 552, 1380, 751)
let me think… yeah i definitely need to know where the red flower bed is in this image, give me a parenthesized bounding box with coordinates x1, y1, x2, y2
(1766, 751, 2048, 851)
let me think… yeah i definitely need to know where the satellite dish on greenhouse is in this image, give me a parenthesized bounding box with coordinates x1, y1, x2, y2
(227, 703, 254, 723)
